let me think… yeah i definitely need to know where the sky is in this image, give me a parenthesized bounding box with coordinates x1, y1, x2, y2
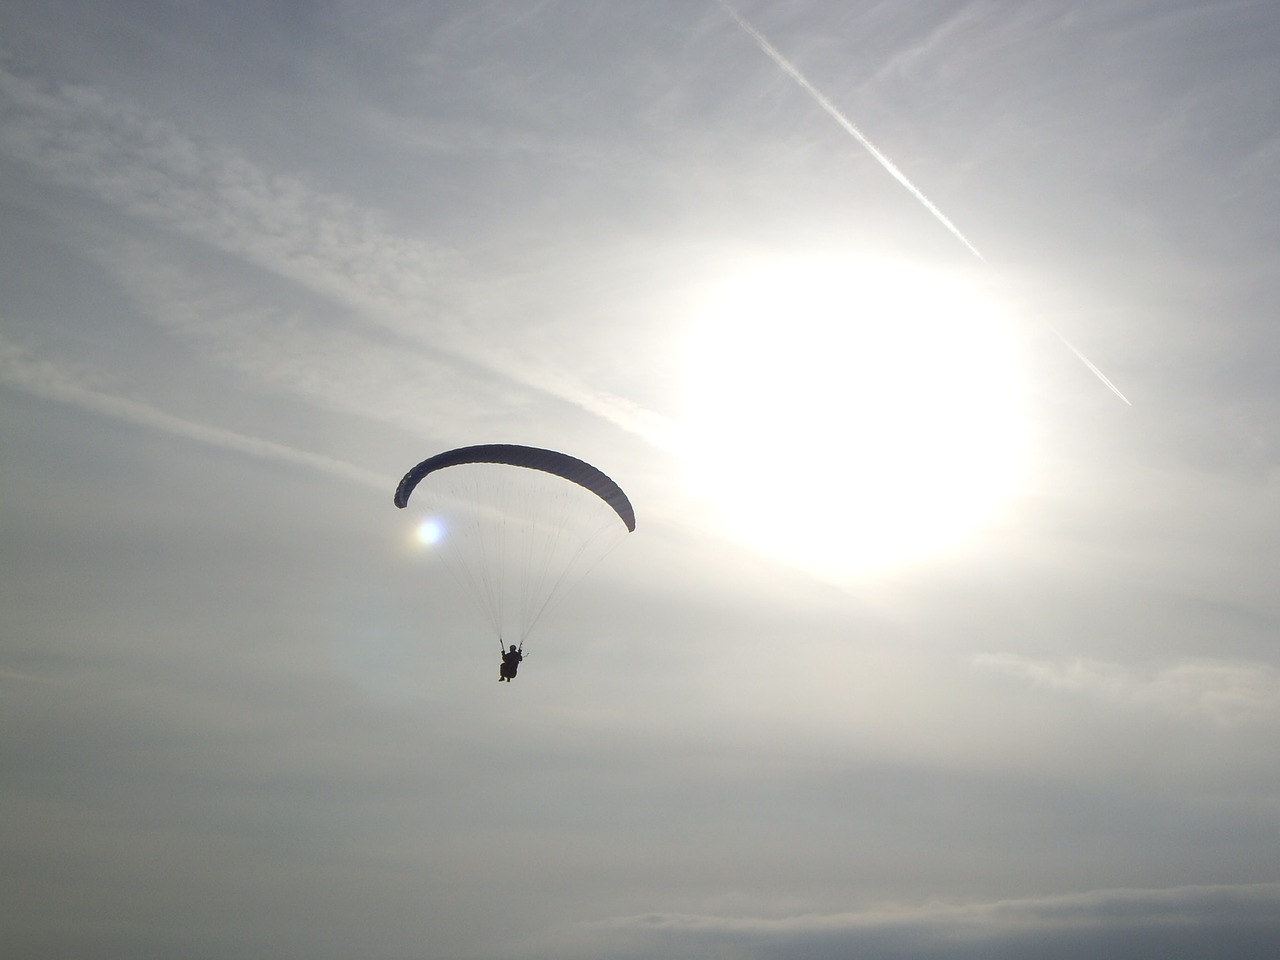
(3, 1, 1279, 957)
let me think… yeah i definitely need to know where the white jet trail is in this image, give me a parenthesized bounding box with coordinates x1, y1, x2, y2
(715, 0, 982, 260)
(716, 0, 1132, 405)
(1048, 327, 1131, 404)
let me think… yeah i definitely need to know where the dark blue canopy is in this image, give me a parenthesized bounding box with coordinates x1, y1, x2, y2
(394, 444, 636, 532)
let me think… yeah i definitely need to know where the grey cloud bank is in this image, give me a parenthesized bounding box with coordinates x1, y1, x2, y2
(576, 883, 1280, 960)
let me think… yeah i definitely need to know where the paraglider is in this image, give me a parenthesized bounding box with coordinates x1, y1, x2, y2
(499, 643, 523, 682)
(395, 444, 635, 681)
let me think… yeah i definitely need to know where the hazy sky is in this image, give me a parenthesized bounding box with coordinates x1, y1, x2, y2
(3, 2, 1279, 958)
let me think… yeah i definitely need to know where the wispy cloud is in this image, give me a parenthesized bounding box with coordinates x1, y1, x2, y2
(86, 240, 528, 442)
(0, 67, 673, 447)
(0, 68, 457, 325)
(0, 332, 386, 491)
(972, 652, 1280, 725)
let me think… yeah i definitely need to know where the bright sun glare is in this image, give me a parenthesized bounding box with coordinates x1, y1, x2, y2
(679, 255, 1029, 577)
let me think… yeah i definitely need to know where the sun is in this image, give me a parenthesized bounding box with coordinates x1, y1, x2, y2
(678, 254, 1029, 577)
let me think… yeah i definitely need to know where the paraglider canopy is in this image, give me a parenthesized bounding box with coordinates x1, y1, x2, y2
(395, 444, 634, 648)
(395, 443, 635, 531)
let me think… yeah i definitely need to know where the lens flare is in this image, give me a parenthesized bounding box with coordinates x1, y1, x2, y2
(416, 517, 445, 546)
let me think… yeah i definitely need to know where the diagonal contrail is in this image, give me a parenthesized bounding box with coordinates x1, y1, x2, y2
(1047, 325, 1131, 404)
(715, 0, 982, 260)
(715, 0, 1132, 405)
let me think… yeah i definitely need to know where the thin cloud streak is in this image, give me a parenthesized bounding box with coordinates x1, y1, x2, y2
(0, 334, 386, 492)
(715, 0, 1132, 406)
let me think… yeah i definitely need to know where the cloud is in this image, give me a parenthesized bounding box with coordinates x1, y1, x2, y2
(0, 66, 456, 323)
(83, 239, 536, 441)
(0, 66, 673, 447)
(573, 883, 1280, 960)
(972, 652, 1280, 725)
(0, 332, 385, 491)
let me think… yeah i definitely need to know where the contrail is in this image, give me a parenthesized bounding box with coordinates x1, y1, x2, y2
(715, 0, 1132, 405)
(715, 0, 982, 260)
(1047, 325, 1132, 404)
